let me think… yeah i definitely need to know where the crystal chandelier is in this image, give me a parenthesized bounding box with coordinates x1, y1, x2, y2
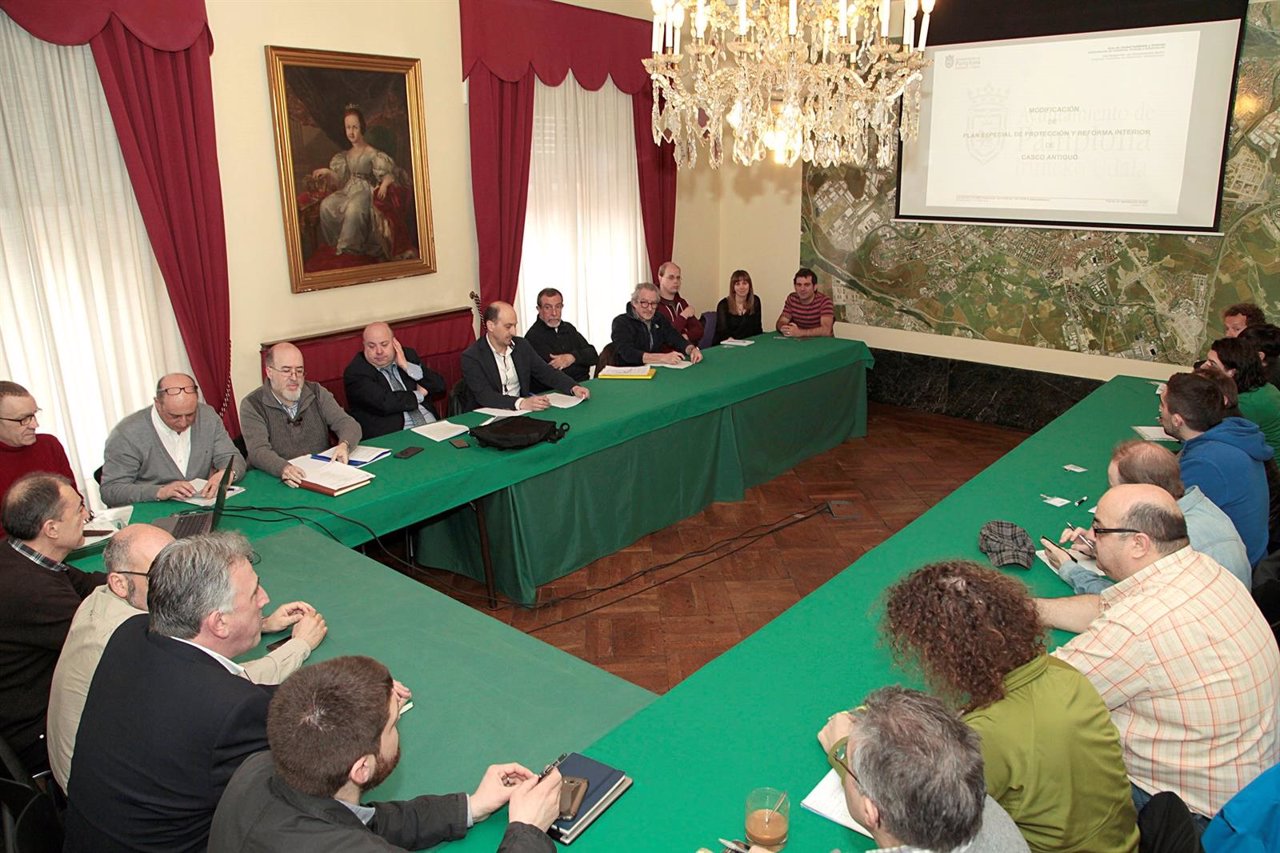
(643, 0, 936, 170)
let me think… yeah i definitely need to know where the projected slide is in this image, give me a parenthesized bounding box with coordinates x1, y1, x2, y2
(898, 20, 1242, 231)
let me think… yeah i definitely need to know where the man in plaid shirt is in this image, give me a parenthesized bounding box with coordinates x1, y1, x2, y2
(1037, 484, 1280, 819)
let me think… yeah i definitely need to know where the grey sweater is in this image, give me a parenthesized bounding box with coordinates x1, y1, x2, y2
(239, 382, 362, 478)
(100, 405, 246, 507)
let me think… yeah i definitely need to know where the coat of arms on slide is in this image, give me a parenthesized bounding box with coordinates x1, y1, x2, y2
(965, 84, 1008, 165)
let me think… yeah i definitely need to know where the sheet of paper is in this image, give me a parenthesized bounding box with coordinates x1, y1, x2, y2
(411, 421, 470, 442)
(1133, 425, 1175, 442)
(801, 770, 872, 837)
(79, 505, 134, 549)
(598, 366, 653, 377)
(719, 338, 754, 347)
(1063, 464, 1087, 473)
(474, 407, 529, 418)
(544, 393, 584, 409)
(178, 480, 245, 506)
(1040, 495, 1071, 507)
(1036, 549, 1104, 577)
(652, 359, 693, 369)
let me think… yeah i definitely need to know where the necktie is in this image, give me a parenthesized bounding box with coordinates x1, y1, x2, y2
(383, 366, 427, 427)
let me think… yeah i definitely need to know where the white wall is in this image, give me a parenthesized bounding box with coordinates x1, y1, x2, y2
(208, 0, 654, 399)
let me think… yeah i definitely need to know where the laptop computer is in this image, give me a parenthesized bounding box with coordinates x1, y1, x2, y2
(150, 460, 234, 539)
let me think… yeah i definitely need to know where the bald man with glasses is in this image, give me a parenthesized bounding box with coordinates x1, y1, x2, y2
(1037, 484, 1280, 822)
(0, 381, 76, 514)
(100, 373, 245, 507)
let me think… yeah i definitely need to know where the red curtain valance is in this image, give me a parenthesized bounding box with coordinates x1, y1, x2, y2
(461, 0, 651, 93)
(0, 0, 208, 49)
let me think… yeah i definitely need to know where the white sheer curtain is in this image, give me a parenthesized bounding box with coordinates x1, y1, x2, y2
(0, 12, 192, 505)
(516, 76, 650, 350)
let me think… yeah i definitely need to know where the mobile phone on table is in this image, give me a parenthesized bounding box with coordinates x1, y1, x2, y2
(449, 438, 469, 449)
(394, 446, 424, 459)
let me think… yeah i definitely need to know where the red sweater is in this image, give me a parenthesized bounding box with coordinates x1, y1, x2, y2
(0, 435, 76, 510)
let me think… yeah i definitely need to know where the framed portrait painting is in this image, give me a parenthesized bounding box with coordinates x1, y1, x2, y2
(266, 46, 437, 293)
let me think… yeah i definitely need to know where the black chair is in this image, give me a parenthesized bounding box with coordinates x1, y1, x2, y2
(595, 343, 617, 376)
(0, 735, 60, 853)
(1138, 791, 1204, 853)
(91, 466, 102, 485)
(447, 378, 472, 417)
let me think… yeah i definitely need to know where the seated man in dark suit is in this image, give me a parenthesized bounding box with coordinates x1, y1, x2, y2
(522, 288, 598, 386)
(610, 282, 703, 367)
(460, 302, 589, 412)
(209, 655, 562, 852)
(64, 531, 277, 853)
(343, 322, 446, 439)
(0, 473, 104, 774)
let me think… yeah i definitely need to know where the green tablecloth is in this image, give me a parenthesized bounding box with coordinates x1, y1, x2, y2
(416, 335, 872, 603)
(237, 526, 652, 805)
(560, 375, 1164, 853)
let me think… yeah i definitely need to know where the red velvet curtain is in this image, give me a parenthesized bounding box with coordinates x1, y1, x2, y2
(460, 0, 677, 298)
(0, 0, 240, 433)
(467, 68, 537, 307)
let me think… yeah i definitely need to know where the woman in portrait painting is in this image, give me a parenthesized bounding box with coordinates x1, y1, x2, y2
(308, 104, 412, 263)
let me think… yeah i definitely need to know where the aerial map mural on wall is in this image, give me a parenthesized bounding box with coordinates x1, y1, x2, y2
(800, 3, 1280, 365)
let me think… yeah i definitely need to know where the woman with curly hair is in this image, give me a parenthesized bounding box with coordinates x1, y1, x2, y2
(883, 561, 1137, 853)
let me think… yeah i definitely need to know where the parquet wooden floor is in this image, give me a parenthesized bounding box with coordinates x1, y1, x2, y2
(382, 403, 1028, 694)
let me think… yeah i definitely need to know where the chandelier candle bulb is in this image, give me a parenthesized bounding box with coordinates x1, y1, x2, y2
(838, 0, 848, 38)
(880, 0, 890, 38)
(738, 0, 747, 35)
(789, 0, 797, 36)
(903, 0, 917, 51)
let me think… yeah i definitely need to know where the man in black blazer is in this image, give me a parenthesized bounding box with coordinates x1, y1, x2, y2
(64, 531, 280, 853)
(460, 302, 590, 412)
(209, 656, 562, 852)
(343, 321, 446, 439)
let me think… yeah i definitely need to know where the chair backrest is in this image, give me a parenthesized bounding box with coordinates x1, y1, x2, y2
(697, 310, 717, 349)
(447, 378, 472, 417)
(8, 787, 60, 853)
(1138, 791, 1205, 853)
(595, 343, 617, 376)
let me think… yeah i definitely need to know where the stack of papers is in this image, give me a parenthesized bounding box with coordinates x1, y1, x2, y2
(411, 420, 469, 442)
(288, 455, 375, 497)
(801, 770, 872, 837)
(720, 338, 754, 347)
(597, 366, 655, 379)
(312, 445, 391, 467)
(652, 359, 693, 369)
(179, 480, 245, 507)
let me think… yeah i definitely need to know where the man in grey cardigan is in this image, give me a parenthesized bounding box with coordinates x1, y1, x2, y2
(240, 343, 362, 487)
(100, 374, 246, 507)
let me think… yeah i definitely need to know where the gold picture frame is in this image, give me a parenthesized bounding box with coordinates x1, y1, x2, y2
(266, 46, 436, 293)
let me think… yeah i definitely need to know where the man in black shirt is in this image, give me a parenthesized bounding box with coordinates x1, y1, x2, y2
(522, 288, 598, 386)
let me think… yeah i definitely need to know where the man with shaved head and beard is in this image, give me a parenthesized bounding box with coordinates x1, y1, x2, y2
(1037, 484, 1280, 822)
(242, 342, 362, 487)
(100, 373, 245, 507)
(343, 321, 446, 439)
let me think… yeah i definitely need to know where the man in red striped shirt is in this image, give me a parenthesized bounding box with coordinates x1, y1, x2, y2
(776, 267, 834, 338)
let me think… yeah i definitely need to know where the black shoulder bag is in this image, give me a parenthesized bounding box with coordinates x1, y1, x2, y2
(469, 416, 570, 450)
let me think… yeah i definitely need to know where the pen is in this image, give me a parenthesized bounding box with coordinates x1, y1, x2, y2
(1073, 496, 1088, 506)
(718, 840, 749, 853)
(539, 752, 568, 782)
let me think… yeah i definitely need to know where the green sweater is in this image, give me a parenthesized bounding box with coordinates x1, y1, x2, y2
(1238, 383, 1280, 460)
(964, 654, 1138, 853)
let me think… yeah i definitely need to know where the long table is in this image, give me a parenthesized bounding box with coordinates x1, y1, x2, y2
(556, 376, 1160, 852)
(416, 334, 872, 602)
(79, 335, 871, 603)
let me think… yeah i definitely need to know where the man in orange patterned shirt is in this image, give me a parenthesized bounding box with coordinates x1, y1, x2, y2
(1037, 484, 1280, 820)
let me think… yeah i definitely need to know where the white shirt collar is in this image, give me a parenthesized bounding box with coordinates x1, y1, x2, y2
(171, 636, 247, 677)
(150, 405, 192, 474)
